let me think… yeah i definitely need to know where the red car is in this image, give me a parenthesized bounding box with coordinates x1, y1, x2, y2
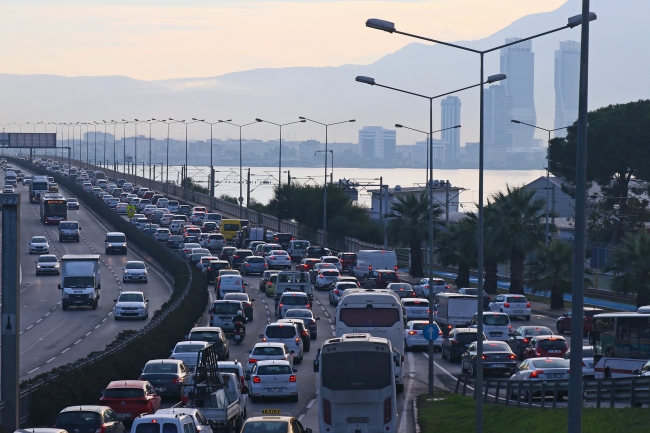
(99, 380, 161, 422)
(556, 307, 604, 334)
(523, 335, 568, 359)
(337, 252, 357, 271)
(299, 258, 321, 272)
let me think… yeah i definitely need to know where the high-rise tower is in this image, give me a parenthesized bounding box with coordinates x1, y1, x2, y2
(441, 96, 461, 161)
(554, 40, 580, 138)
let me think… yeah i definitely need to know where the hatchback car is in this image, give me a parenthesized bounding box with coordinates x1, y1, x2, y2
(276, 292, 310, 319)
(404, 320, 442, 351)
(169, 341, 211, 371)
(507, 325, 554, 360)
(461, 340, 517, 376)
(223, 292, 255, 321)
(556, 307, 605, 335)
(123, 261, 148, 283)
(54, 405, 125, 433)
(185, 327, 230, 360)
(441, 328, 487, 363)
(488, 294, 531, 320)
(153, 228, 171, 242)
(260, 323, 303, 364)
(277, 318, 311, 351)
(387, 282, 416, 299)
(265, 250, 292, 269)
(247, 360, 298, 402)
(284, 308, 320, 339)
(231, 249, 254, 269)
(320, 255, 342, 272)
(201, 221, 218, 233)
(219, 246, 237, 262)
(363, 269, 399, 289)
(99, 380, 161, 422)
(247, 342, 295, 371)
(414, 278, 451, 298)
(29, 236, 50, 254)
(337, 252, 357, 272)
(67, 197, 80, 209)
(402, 298, 430, 320)
(469, 312, 511, 341)
(35, 254, 60, 275)
(166, 235, 184, 250)
(138, 359, 193, 399)
(329, 281, 357, 306)
(509, 357, 571, 400)
(167, 200, 180, 213)
(242, 256, 267, 275)
(523, 335, 569, 359)
(206, 233, 226, 251)
(2, 184, 14, 193)
(206, 260, 231, 283)
(114, 291, 149, 320)
(315, 269, 340, 290)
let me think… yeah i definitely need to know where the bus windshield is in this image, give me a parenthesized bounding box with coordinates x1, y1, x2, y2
(594, 315, 650, 359)
(339, 308, 400, 327)
(322, 351, 391, 390)
(43, 202, 67, 216)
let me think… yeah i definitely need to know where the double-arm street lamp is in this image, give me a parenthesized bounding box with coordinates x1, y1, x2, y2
(299, 117, 355, 245)
(169, 118, 202, 199)
(162, 119, 183, 194)
(357, 74, 500, 400)
(254, 118, 306, 187)
(194, 119, 221, 211)
(511, 119, 570, 246)
(366, 11, 596, 431)
(218, 120, 259, 219)
(395, 124, 461, 184)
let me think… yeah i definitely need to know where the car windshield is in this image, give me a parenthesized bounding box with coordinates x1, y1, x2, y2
(63, 276, 94, 288)
(223, 224, 239, 231)
(60, 222, 78, 229)
(242, 422, 288, 433)
(223, 294, 247, 301)
(280, 295, 308, 306)
(212, 303, 241, 314)
(523, 327, 553, 336)
(322, 271, 339, 277)
(531, 359, 569, 369)
(143, 363, 179, 373)
(404, 300, 429, 307)
(272, 251, 287, 255)
(538, 339, 568, 350)
(257, 365, 293, 375)
(175, 344, 205, 353)
(253, 346, 284, 356)
(104, 388, 145, 398)
(484, 315, 509, 326)
(484, 342, 511, 352)
(68, 199, 78, 203)
(106, 235, 126, 242)
(341, 253, 356, 259)
(57, 411, 101, 425)
(188, 332, 222, 345)
(507, 296, 528, 303)
(293, 242, 309, 249)
(389, 284, 412, 291)
(32, 237, 47, 243)
(412, 322, 428, 330)
(39, 256, 57, 262)
(247, 257, 265, 263)
(126, 262, 145, 269)
(456, 332, 480, 343)
(265, 326, 296, 338)
(119, 293, 144, 303)
(285, 309, 311, 318)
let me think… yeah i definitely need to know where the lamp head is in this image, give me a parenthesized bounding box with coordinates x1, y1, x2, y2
(511, 119, 521, 124)
(453, 125, 461, 129)
(355, 76, 375, 85)
(395, 124, 403, 128)
(298, 116, 306, 120)
(487, 74, 506, 83)
(567, 12, 597, 28)
(169, 118, 174, 120)
(299, 119, 306, 123)
(366, 18, 395, 33)
(349, 120, 356, 123)
(255, 118, 263, 122)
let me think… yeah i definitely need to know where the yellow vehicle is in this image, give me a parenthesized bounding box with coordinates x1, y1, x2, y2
(266, 273, 279, 298)
(48, 183, 59, 193)
(221, 219, 242, 241)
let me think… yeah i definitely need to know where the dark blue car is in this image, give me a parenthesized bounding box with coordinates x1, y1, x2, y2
(230, 249, 254, 269)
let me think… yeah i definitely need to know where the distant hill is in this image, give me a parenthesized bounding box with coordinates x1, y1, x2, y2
(0, 0, 647, 147)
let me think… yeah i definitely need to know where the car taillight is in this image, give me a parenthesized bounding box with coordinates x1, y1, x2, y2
(334, 290, 339, 295)
(523, 338, 530, 344)
(95, 426, 106, 433)
(509, 354, 516, 359)
(234, 255, 240, 258)
(289, 375, 297, 382)
(261, 337, 267, 342)
(306, 304, 311, 308)
(526, 302, 531, 308)
(450, 340, 459, 345)
(240, 376, 245, 389)
(395, 265, 398, 271)
(302, 331, 309, 336)
(383, 397, 392, 424)
(369, 265, 372, 272)
(245, 263, 250, 267)
(323, 399, 332, 425)
(408, 331, 417, 335)
(504, 302, 510, 308)
(279, 303, 283, 308)
(481, 355, 489, 359)
(411, 291, 416, 297)
(171, 377, 180, 383)
(530, 370, 543, 378)
(295, 337, 301, 345)
(267, 282, 272, 286)
(253, 376, 261, 383)
(249, 358, 258, 363)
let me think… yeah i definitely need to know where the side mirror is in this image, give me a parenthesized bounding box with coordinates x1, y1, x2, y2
(251, 299, 255, 302)
(113, 299, 117, 303)
(293, 368, 298, 373)
(100, 389, 106, 396)
(247, 349, 252, 354)
(241, 385, 249, 394)
(305, 429, 313, 433)
(34, 261, 38, 264)
(245, 373, 251, 381)
(79, 227, 81, 230)
(316, 317, 321, 320)
(313, 359, 320, 373)
(258, 334, 264, 339)
(57, 284, 62, 290)
(290, 350, 295, 354)
(633, 369, 640, 375)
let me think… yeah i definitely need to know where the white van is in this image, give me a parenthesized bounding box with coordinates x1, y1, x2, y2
(217, 274, 246, 299)
(287, 239, 310, 262)
(353, 250, 397, 279)
(469, 311, 511, 341)
(131, 413, 196, 433)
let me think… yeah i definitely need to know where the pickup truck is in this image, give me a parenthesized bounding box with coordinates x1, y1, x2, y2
(182, 372, 245, 433)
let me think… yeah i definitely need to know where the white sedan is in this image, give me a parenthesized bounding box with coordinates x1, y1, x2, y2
(414, 277, 451, 298)
(114, 291, 149, 320)
(123, 261, 148, 283)
(247, 359, 298, 402)
(489, 294, 531, 320)
(29, 236, 50, 254)
(265, 250, 292, 269)
(404, 320, 443, 351)
(509, 357, 570, 400)
(402, 298, 430, 320)
(3, 185, 15, 193)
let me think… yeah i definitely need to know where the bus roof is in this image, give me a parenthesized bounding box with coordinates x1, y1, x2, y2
(594, 312, 650, 318)
(323, 333, 393, 346)
(339, 289, 400, 303)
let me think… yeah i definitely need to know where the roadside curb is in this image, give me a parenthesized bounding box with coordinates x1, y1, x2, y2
(412, 397, 421, 433)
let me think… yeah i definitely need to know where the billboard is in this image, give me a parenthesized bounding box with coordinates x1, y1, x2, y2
(0, 133, 57, 148)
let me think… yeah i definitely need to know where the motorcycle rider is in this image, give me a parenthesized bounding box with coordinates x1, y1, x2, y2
(232, 309, 247, 336)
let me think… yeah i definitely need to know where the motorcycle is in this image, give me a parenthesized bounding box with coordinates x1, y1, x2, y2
(233, 321, 246, 344)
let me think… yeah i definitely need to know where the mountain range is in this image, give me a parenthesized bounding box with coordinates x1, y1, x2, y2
(0, 0, 647, 147)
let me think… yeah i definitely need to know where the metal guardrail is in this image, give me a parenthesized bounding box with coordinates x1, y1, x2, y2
(455, 374, 650, 409)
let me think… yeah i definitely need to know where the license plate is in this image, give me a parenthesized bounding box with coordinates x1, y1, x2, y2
(491, 364, 506, 368)
(514, 310, 524, 313)
(414, 310, 426, 313)
(155, 387, 166, 392)
(547, 373, 563, 378)
(347, 417, 369, 424)
(490, 332, 502, 336)
(268, 388, 282, 392)
(549, 350, 561, 353)
(117, 413, 131, 419)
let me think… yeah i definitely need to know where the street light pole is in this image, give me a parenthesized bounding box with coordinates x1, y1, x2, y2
(365, 14, 596, 428)
(218, 120, 259, 219)
(163, 119, 183, 195)
(511, 119, 570, 246)
(254, 118, 306, 187)
(299, 117, 355, 245)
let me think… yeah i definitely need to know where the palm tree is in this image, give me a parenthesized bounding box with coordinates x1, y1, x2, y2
(526, 241, 592, 309)
(436, 218, 475, 287)
(385, 191, 443, 277)
(606, 232, 650, 307)
(489, 185, 552, 294)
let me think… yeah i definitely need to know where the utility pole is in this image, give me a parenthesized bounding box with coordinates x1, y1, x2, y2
(445, 181, 450, 225)
(246, 168, 251, 211)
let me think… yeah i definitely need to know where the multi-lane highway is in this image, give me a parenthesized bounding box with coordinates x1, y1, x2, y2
(5, 173, 174, 381)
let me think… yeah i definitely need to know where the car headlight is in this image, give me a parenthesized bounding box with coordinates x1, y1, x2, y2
(122, 243, 127, 247)
(36, 265, 41, 268)
(88, 293, 95, 298)
(62, 293, 69, 298)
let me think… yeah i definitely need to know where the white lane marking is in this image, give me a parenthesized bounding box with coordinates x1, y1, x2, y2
(94, 324, 100, 329)
(398, 352, 415, 433)
(27, 367, 39, 374)
(74, 339, 82, 345)
(46, 357, 56, 363)
(26, 325, 34, 330)
(330, 325, 335, 331)
(297, 414, 305, 422)
(306, 399, 315, 409)
(85, 331, 92, 336)
(61, 348, 70, 354)
(36, 319, 43, 323)
(45, 312, 51, 317)
(102, 318, 107, 322)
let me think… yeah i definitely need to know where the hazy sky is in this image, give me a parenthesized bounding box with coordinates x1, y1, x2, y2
(3, 0, 566, 80)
